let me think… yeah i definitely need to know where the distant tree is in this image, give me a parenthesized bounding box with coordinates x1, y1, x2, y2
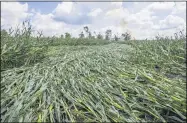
(94, 31, 96, 35)
(84, 26, 89, 33)
(79, 31, 85, 38)
(105, 29, 112, 40)
(121, 32, 131, 41)
(114, 34, 119, 41)
(65, 32, 71, 39)
(88, 32, 92, 39)
(84, 26, 92, 39)
(93, 31, 97, 38)
(174, 33, 178, 40)
(60, 34, 64, 38)
(97, 33, 103, 39)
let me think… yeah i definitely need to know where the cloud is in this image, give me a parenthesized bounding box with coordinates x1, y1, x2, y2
(159, 15, 185, 30)
(31, 13, 64, 36)
(88, 8, 102, 17)
(147, 2, 175, 11)
(53, 14, 92, 25)
(30, 12, 86, 37)
(1, 2, 31, 29)
(105, 8, 128, 18)
(52, 2, 92, 25)
(54, 2, 73, 14)
(1, 2, 186, 39)
(171, 2, 186, 19)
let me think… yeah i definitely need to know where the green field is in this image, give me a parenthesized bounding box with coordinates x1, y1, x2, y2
(1, 26, 186, 122)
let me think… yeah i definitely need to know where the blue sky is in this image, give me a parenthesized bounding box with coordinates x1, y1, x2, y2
(1, 2, 186, 39)
(21, 2, 61, 14)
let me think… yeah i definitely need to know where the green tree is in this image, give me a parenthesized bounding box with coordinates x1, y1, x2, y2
(84, 26, 89, 33)
(79, 31, 85, 38)
(97, 33, 103, 39)
(65, 32, 71, 39)
(60, 34, 64, 38)
(121, 32, 131, 41)
(114, 34, 119, 41)
(84, 26, 92, 39)
(88, 32, 92, 39)
(105, 29, 112, 40)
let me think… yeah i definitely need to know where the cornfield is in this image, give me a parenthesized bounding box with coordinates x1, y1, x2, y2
(1, 23, 186, 122)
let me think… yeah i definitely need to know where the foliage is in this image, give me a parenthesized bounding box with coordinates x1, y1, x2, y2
(122, 32, 131, 41)
(105, 29, 112, 40)
(84, 26, 89, 33)
(65, 32, 71, 39)
(60, 34, 64, 38)
(1, 21, 48, 71)
(129, 32, 186, 76)
(79, 31, 85, 38)
(1, 29, 8, 39)
(88, 32, 92, 39)
(1, 23, 186, 122)
(114, 34, 119, 41)
(97, 33, 103, 40)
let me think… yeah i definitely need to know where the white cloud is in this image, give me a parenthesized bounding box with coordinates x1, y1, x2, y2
(131, 9, 153, 23)
(111, 2, 123, 7)
(106, 8, 127, 18)
(53, 2, 73, 14)
(147, 2, 175, 11)
(1, 2, 30, 29)
(171, 2, 186, 18)
(131, 2, 152, 13)
(1, 2, 186, 39)
(88, 8, 102, 17)
(159, 15, 185, 30)
(31, 13, 64, 36)
(30, 12, 86, 38)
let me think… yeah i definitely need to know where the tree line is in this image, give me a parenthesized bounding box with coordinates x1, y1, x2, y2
(61, 26, 131, 41)
(1, 25, 132, 41)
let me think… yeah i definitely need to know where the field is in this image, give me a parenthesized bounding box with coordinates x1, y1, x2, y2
(1, 25, 186, 122)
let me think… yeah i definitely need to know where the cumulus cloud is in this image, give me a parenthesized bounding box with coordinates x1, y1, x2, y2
(171, 2, 186, 19)
(159, 15, 185, 30)
(88, 8, 103, 17)
(1, 2, 186, 39)
(31, 13, 64, 36)
(54, 2, 73, 14)
(1, 2, 31, 29)
(52, 2, 92, 25)
(147, 2, 175, 11)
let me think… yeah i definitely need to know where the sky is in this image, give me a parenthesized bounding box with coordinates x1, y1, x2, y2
(1, 2, 186, 39)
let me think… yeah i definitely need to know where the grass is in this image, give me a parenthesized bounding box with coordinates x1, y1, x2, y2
(1, 24, 186, 122)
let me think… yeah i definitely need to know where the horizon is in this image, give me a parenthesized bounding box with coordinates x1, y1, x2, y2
(1, 2, 186, 40)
